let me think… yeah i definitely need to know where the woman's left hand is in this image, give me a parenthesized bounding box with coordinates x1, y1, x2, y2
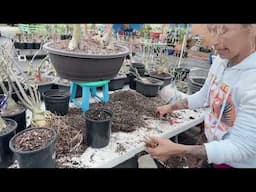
(145, 137, 186, 162)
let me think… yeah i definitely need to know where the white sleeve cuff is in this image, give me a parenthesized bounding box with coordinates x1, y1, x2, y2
(204, 140, 236, 164)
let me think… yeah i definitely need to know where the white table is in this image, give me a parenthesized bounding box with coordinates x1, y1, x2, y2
(23, 86, 206, 168)
(57, 87, 205, 168)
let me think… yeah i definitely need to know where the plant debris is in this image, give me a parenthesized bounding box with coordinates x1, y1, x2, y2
(91, 90, 166, 132)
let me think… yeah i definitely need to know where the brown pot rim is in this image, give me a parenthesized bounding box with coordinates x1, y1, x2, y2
(43, 42, 129, 59)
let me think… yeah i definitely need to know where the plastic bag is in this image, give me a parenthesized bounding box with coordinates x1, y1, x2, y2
(159, 82, 187, 104)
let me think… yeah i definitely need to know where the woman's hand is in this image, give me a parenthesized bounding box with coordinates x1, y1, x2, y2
(145, 137, 186, 162)
(156, 104, 173, 118)
(156, 99, 189, 118)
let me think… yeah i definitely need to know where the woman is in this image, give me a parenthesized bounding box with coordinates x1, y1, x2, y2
(146, 24, 256, 168)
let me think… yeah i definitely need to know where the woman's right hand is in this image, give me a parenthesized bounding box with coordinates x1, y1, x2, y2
(156, 104, 173, 118)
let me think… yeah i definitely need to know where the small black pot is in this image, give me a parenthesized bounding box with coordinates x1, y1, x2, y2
(173, 68, 190, 81)
(130, 63, 145, 77)
(84, 108, 112, 148)
(60, 34, 66, 40)
(124, 74, 130, 85)
(33, 42, 41, 49)
(14, 42, 26, 49)
(9, 127, 57, 168)
(1, 106, 27, 133)
(131, 63, 145, 69)
(127, 73, 137, 90)
(14, 42, 20, 49)
(149, 72, 173, 88)
(109, 75, 127, 91)
(38, 83, 55, 100)
(26, 42, 34, 49)
(52, 84, 82, 98)
(135, 77, 163, 97)
(0, 118, 18, 168)
(43, 89, 70, 116)
(67, 34, 72, 39)
(60, 34, 72, 40)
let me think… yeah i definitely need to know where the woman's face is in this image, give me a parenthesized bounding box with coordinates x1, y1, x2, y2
(209, 24, 252, 60)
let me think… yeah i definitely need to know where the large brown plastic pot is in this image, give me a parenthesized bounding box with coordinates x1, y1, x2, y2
(43, 42, 129, 82)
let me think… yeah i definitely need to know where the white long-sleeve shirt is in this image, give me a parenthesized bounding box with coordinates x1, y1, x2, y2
(187, 52, 256, 168)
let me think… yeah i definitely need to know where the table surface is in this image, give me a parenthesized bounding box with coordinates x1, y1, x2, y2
(15, 86, 205, 168)
(57, 87, 206, 168)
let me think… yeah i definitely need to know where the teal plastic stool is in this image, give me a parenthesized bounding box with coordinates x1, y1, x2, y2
(70, 80, 110, 111)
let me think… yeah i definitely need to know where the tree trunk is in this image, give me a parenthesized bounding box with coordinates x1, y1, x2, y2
(68, 24, 81, 50)
(102, 24, 113, 47)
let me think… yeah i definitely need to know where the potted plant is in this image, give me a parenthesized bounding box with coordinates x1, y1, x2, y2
(0, 96, 18, 168)
(0, 80, 27, 133)
(147, 45, 173, 88)
(1, 46, 49, 128)
(9, 127, 57, 168)
(25, 47, 57, 100)
(130, 65, 163, 97)
(43, 24, 130, 82)
(0, 54, 27, 134)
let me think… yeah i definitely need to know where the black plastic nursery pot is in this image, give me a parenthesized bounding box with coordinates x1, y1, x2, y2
(130, 63, 146, 77)
(20, 43, 27, 49)
(52, 84, 82, 98)
(187, 77, 206, 94)
(60, 34, 66, 40)
(84, 108, 113, 148)
(135, 77, 163, 97)
(38, 83, 55, 100)
(149, 71, 173, 88)
(173, 68, 190, 81)
(109, 75, 127, 91)
(124, 75, 130, 84)
(187, 68, 208, 94)
(9, 127, 57, 168)
(43, 89, 70, 116)
(127, 73, 137, 90)
(1, 106, 27, 133)
(0, 118, 18, 168)
(60, 34, 72, 40)
(33, 42, 41, 49)
(14, 42, 26, 49)
(131, 62, 145, 69)
(43, 42, 129, 82)
(14, 42, 20, 49)
(26, 43, 34, 49)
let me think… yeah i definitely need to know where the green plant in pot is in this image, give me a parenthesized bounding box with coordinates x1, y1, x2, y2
(148, 45, 173, 88)
(0, 46, 27, 133)
(1, 46, 49, 128)
(43, 24, 130, 82)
